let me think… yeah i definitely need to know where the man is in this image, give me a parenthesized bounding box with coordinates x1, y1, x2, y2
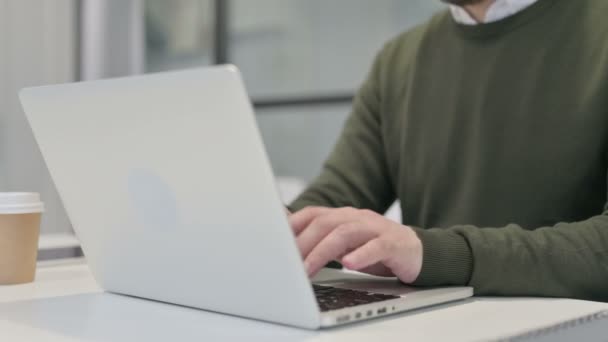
(288, 0, 608, 302)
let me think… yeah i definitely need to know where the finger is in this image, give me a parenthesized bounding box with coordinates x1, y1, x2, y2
(341, 238, 387, 271)
(288, 206, 331, 235)
(297, 207, 360, 258)
(304, 222, 378, 277)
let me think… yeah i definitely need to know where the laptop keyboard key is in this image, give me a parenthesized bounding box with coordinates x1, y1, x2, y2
(313, 284, 399, 312)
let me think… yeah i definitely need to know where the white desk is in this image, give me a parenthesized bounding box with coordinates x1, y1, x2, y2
(0, 259, 606, 342)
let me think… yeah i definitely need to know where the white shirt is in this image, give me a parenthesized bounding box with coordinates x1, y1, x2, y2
(450, 0, 538, 25)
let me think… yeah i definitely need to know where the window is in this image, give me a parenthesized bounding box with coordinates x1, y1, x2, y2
(145, 0, 215, 72)
(226, 0, 443, 180)
(256, 104, 350, 181)
(229, 0, 443, 99)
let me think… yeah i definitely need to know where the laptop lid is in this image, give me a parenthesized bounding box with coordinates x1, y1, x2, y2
(20, 66, 321, 328)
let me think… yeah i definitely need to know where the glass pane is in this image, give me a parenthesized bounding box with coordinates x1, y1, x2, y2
(145, 0, 215, 72)
(255, 104, 350, 182)
(229, 0, 444, 98)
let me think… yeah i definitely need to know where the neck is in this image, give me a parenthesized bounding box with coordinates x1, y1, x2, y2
(463, 0, 495, 23)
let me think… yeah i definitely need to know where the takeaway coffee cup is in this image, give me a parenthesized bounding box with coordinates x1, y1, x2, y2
(0, 193, 44, 285)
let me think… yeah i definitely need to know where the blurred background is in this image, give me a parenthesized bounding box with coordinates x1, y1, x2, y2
(0, 0, 443, 258)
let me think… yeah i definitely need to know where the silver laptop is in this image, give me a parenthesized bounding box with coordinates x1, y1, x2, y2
(19, 66, 472, 329)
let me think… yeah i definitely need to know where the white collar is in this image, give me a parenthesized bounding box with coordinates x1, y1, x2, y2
(450, 0, 538, 25)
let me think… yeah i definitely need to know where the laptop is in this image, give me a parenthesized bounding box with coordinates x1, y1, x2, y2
(19, 65, 473, 329)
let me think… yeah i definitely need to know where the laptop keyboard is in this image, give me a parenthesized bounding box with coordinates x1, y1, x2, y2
(313, 284, 400, 312)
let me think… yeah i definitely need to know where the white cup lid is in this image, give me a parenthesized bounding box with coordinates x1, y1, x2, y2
(0, 193, 44, 214)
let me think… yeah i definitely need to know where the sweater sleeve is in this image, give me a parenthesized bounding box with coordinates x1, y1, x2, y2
(413, 203, 608, 302)
(289, 49, 396, 214)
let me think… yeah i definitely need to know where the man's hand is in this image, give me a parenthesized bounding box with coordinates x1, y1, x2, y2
(288, 206, 423, 284)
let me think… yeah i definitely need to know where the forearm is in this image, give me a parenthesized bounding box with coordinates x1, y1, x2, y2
(413, 213, 608, 302)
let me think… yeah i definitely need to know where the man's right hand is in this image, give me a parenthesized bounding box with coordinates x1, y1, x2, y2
(287, 206, 423, 283)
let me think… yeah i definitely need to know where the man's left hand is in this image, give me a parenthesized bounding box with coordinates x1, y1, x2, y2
(288, 206, 423, 284)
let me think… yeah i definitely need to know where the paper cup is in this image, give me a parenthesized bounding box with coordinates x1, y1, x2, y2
(0, 193, 44, 285)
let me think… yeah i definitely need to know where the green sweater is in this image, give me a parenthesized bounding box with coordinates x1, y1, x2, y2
(290, 0, 608, 301)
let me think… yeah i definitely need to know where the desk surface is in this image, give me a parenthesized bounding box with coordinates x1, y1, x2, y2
(0, 259, 606, 342)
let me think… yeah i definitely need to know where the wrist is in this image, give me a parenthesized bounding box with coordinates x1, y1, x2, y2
(406, 225, 423, 282)
(391, 225, 423, 283)
(410, 227, 473, 286)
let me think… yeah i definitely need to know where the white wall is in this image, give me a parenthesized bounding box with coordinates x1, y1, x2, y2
(0, 0, 76, 233)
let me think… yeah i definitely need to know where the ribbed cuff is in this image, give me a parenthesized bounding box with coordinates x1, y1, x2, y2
(411, 227, 473, 286)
